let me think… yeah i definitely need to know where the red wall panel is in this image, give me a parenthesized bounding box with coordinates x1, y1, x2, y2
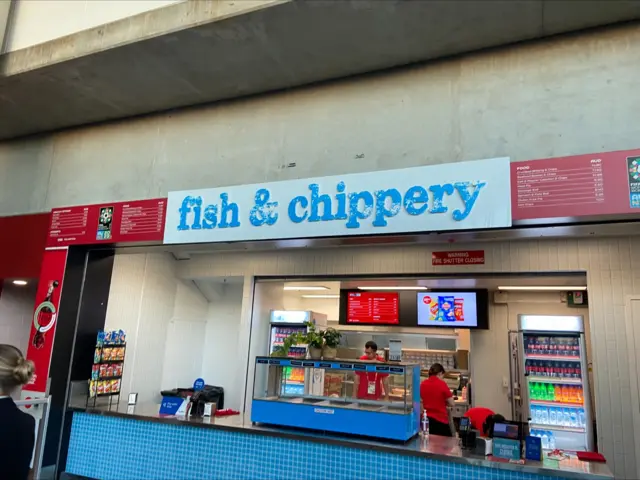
(0, 213, 50, 279)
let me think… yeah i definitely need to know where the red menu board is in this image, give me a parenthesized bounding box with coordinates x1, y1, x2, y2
(47, 198, 167, 247)
(347, 292, 399, 324)
(512, 149, 640, 221)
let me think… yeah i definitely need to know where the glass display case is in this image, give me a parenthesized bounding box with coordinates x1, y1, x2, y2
(251, 356, 420, 441)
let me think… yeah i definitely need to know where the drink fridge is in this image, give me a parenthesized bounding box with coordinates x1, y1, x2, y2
(269, 310, 327, 395)
(509, 315, 594, 452)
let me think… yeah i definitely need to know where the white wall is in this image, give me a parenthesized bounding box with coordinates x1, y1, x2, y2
(201, 283, 244, 409)
(1, 24, 640, 215)
(160, 280, 208, 391)
(282, 295, 339, 322)
(0, 281, 37, 355)
(173, 236, 640, 479)
(104, 253, 178, 403)
(471, 291, 591, 421)
(4, 0, 182, 52)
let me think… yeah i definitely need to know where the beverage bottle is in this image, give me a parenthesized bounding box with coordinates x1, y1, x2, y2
(562, 362, 570, 379)
(563, 408, 571, 427)
(524, 337, 531, 355)
(561, 385, 569, 403)
(547, 383, 555, 401)
(548, 432, 556, 450)
(549, 337, 557, 355)
(554, 384, 562, 402)
(535, 406, 543, 424)
(576, 386, 583, 404)
(541, 431, 549, 449)
(541, 406, 549, 425)
(421, 409, 429, 436)
(570, 409, 578, 427)
(549, 407, 557, 426)
(546, 361, 554, 377)
(561, 337, 568, 356)
(578, 408, 586, 428)
(573, 337, 580, 356)
(575, 363, 582, 380)
(525, 361, 531, 376)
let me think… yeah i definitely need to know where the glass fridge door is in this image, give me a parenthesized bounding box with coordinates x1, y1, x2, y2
(269, 324, 308, 396)
(523, 332, 591, 451)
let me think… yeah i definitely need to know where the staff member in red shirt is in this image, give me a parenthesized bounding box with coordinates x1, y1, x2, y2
(354, 341, 389, 401)
(419, 363, 455, 436)
(464, 407, 505, 437)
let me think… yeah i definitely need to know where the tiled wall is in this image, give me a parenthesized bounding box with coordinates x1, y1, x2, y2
(165, 237, 639, 479)
(66, 412, 560, 480)
(0, 280, 37, 356)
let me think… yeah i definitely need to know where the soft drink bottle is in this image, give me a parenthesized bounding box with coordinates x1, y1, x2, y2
(561, 385, 569, 403)
(576, 386, 583, 404)
(549, 407, 557, 426)
(546, 383, 555, 401)
(541, 407, 549, 425)
(549, 336, 557, 355)
(578, 408, 586, 428)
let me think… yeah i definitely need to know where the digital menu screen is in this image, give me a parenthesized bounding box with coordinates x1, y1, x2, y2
(347, 292, 399, 325)
(417, 292, 478, 328)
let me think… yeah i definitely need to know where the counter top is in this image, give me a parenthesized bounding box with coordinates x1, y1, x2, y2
(70, 402, 612, 480)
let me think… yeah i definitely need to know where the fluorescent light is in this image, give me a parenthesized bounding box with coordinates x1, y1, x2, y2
(283, 286, 329, 291)
(12, 280, 27, 286)
(301, 294, 340, 299)
(357, 286, 428, 291)
(497, 286, 587, 291)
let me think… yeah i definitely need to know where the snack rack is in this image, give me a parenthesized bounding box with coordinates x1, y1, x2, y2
(88, 330, 126, 409)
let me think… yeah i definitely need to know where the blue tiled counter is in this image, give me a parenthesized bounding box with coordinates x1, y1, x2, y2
(65, 410, 612, 480)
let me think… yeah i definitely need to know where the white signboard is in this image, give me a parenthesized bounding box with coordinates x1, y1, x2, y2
(164, 157, 511, 244)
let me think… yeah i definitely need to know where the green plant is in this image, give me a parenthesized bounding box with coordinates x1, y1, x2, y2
(323, 328, 342, 348)
(271, 332, 301, 357)
(303, 321, 324, 349)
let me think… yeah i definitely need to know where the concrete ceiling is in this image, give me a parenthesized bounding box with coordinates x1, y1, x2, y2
(3, 0, 639, 141)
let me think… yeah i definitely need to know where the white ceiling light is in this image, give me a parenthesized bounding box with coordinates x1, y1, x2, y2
(302, 294, 340, 299)
(357, 286, 428, 291)
(283, 286, 329, 291)
(497, 286, 587, 291)
(12, 280, 27, 286)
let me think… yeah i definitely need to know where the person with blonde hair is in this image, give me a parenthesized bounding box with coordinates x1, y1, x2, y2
(0, 344, 36, 480)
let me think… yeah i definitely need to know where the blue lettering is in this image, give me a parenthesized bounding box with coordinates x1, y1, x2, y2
(372, 188, 402, 227)
(287, 196, 308, 223)
(219, 193, 240, 228)
(429, 183, 454, 214)
(335, 182, 347, 220)
(346, 191, 374, 228)
(308, 184, 335, 222)
(403, 186, 428, 216)
(202, 205, 218, 229)
(250, 188, 279, 226)
(178, 196, 202, 231)
(452, 181, 486, 221)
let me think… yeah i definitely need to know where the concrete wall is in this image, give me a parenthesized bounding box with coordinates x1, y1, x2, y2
(0, 24, 639, 215)
(3, 0, 182, 53)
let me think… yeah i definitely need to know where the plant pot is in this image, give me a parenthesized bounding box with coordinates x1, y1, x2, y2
(308, 347, 323, 359)
(322, 346, 337, 359)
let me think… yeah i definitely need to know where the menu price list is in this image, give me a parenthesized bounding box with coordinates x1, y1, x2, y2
(120, 201, 165, 238)
(514, 159, 604, 213)
(47, 199, 167, 246)
(48, 207, 91, 245)
(347, 292, 399, 324)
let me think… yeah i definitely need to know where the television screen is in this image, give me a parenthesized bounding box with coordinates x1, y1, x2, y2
(346, 292, 399, 325)
(417, 292, 480, 328)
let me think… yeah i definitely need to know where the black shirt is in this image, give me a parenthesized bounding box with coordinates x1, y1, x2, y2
(0, 397, 35, 480)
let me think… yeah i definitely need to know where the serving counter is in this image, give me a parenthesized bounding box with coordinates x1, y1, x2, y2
(64, 402, 612, 480)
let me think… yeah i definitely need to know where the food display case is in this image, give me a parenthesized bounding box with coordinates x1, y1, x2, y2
(251, 356, 420, 441)
(509, 315, 594, 452)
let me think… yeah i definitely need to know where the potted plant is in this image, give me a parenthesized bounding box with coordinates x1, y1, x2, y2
(322, 328, 342, 360)
(271, 332, 299, 357)
(303, 322, 324, 359)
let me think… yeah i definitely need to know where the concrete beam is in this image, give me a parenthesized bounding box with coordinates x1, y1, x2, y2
(0, 0, 639, 141)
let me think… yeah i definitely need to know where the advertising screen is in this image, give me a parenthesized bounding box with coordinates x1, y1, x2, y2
(347, 292, 399, 325)
(417, 292, 478, 328)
